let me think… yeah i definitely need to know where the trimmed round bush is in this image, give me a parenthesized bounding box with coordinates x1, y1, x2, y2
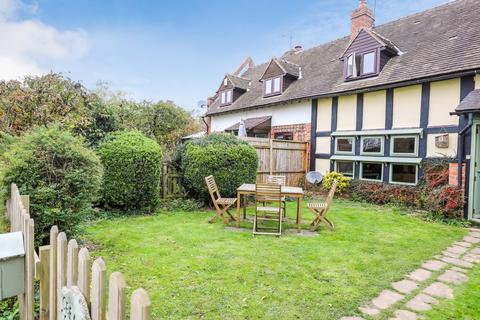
(1, 126, 103, 245)
(180, 134, 258, 202)
(322, 171, 350, 193)
(98, 131, 162, 212)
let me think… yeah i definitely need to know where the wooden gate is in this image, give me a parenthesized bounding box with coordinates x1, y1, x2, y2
(161, 162, 183, 198)
(5, 184, 152, 320)
(241, 137, 310, 187)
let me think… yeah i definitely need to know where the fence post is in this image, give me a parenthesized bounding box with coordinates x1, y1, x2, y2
(91, 258, 107, 320)
(56, 232, 67, 318)
(269, 138, 273, 175)
(49, 226, 59, 320)
(78, 248, 91, 305)
(39, 246, 51, 320)
(130, 289, 151, 320)
(108, 272, 127, 320)
(26, 218, 35, 320)
(67, 239, 79, 287)
(162, 163, 167, 199)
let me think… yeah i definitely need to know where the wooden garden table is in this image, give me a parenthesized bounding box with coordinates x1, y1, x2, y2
(236, 184, 304, 233)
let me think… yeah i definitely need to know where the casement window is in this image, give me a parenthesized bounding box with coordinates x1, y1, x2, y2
(362, 51, 376, 74)
(264, 76, 282, 96)
(335, 161, 355, 178)
(390, 164, 418, 185)
(361, 136, 384, 155)
(274, 132, 293, 140)
(335, 137, 355, 154)
(220, 90, 233, 105)
(360, 162, 383, 182)
(391, 135, 418, 156)
(346, 51, 378, 79)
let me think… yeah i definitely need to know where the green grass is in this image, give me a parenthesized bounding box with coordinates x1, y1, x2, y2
(423, 264, 480, 320)
(83, 199, 466, 319)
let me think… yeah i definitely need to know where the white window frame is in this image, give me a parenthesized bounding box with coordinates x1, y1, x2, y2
(335, 137, 355, 155)
(360, 136, 384, 155)
(390, 135, 419, 157)
(226, 90, 232, 104)
(389, 163, 419, 186)
(334, 161, 355, 179)
(273, 77, 281, 93)
(360, 162, 384, 182)
(347, 53, 355, 78)
(221, 91, 226, 104)
(362, 51, 376, 75)
(265, 79, 272, 95)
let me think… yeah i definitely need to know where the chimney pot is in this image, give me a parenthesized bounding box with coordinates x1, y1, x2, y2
(351, 0, 375, 40)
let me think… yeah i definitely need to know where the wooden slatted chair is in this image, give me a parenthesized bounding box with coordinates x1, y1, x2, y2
(253, 183, 284, 236)
(266, 175, 287, 217)
(307, 180, 338, 231)
(205, 175, 236, 224)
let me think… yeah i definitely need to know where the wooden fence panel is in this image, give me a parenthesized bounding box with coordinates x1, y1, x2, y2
(5, 184, 152, 320)
(241, 137, 309, 186)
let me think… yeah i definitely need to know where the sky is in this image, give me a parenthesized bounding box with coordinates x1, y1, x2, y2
(0, 0, 452, 111)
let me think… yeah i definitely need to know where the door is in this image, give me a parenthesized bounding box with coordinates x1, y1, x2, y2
(473, 124, 480, 219)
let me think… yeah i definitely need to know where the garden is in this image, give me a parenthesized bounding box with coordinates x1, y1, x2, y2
(0, 73, 479, 319)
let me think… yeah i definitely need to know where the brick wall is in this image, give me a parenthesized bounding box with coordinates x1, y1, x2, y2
(449, 162, 466, 190)
(271, 123, 311, 142)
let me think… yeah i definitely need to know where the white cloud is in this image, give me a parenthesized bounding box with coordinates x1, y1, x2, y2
(0, 0, 88, 80)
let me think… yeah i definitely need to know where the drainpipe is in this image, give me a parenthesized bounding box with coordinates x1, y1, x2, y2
(458, 113, 474, 187)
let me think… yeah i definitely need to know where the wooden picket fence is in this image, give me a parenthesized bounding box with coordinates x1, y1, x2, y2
(241, 137, 310, 187)
(5, 183, 152, 320)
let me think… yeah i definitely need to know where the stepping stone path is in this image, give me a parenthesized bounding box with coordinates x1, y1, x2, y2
(341, 228, 480, 320)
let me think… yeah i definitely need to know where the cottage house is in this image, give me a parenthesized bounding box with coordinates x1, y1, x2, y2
(205, 0, 480, 220)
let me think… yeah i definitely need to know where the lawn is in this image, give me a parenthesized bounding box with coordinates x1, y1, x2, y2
(83, 199, 466, 319)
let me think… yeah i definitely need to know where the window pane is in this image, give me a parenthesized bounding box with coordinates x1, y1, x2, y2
(361, 163, 382, 181)
(355, 53, 361, 77)
(273, 77, 281, 92)
(337, 161, 354, 178)
(274, 132, 293, 140)
(347, 54, 354, 77)
(393, 137, 416, 154)
(362, 137, 382, 153)
(226, 90, 232, 103)
(336, 138, 353, 153)
(391, 164, 417, 184)
(363, 52, 376, 74)
(265, 80, 272, 94)
(221, 92, 226, 104)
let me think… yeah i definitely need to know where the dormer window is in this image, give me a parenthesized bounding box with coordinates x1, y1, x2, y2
(220, 90, 232, 105)
(264, 76, 282, 97)
(346, 51, 377, 79)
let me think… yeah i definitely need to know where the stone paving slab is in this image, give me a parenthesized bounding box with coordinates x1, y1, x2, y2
(446, 245, 468, 255)
(392, 280, 419, 294)
(463, 253, 480, 263)
(407, 268, 432, 282)
(438, 269, 468, 285)
(422, 260, 447, 271)
(471, 247, 480, 255)
(464, 236, 480, 244)
(454, 241, 472, 248)
(372, 290, 405, 310)
(391, 309, 418, 320)
(423, 282, 454, 299)
(442, 251, 460, 259)
(470, 232, 480, 239)
(451, 266, 468, 273)
(359, 306, 380, 316)
(441, 256, 473, 268)
(406, 293, 439, 311)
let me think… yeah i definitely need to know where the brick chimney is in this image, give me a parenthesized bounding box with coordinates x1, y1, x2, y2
(351, 0, 375, 40)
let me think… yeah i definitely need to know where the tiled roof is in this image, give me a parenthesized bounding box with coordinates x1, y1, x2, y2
(226, 74, 250, 91)
(225, 116, 272, 131)
(456, 89, 480, 113)
(207, 0, 480, 116)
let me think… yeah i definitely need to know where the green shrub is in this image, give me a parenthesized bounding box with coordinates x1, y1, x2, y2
(98, 131, 163, 212)
(0, 126, 103, 245)
(322, 172, 350, 193)
(180, 134, 258, 202)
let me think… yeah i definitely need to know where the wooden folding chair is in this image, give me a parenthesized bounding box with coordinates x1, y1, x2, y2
(307, 180, 338, 231)
(205, 175, 236, 224)
(253, 184, 284, 236)
(266, 175, 287, 217)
